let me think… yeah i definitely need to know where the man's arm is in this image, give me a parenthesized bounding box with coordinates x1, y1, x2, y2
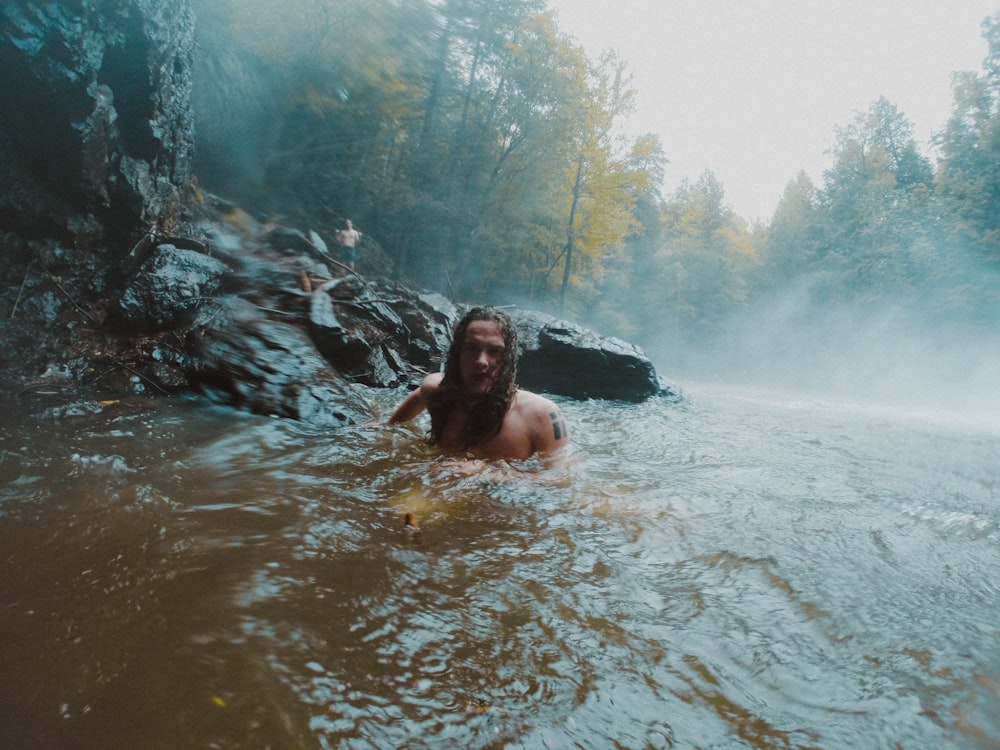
(387, 373, 442, 424)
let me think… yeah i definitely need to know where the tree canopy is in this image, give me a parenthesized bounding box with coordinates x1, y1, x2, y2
(191, 1, 1000, 363)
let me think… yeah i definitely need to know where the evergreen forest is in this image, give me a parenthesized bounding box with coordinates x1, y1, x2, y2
(192, 0, 1000, 383)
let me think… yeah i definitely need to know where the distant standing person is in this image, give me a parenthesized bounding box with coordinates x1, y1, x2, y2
(336, 219, 362, 270)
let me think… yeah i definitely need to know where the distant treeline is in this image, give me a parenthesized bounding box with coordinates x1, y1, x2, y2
(191, 0, 1000, 352)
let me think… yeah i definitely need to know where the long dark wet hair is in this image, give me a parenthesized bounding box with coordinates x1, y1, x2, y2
(427, 306, 519, 449)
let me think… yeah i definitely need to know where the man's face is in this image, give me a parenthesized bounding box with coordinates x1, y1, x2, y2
(458, 320, 506, 396)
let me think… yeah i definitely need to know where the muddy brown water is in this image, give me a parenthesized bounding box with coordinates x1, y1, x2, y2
(1, 385, 998, 748)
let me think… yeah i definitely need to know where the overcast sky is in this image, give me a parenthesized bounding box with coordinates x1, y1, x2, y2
(547, 0, 998, 221)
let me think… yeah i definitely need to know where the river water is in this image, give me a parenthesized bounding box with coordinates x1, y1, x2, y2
(1, 382, 998, 749)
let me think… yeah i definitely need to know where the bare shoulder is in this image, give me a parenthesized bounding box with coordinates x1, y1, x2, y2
(403, 371, 444, 410)
(419, 371, 444, 395)
(515, 389, 559, 414)
(515, 389, 569, 452)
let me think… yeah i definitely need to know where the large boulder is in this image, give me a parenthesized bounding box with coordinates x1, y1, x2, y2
(395, 289, 459, 370)
(112, 243, 227, 332)
(308, 277, 459, 389)
(308, 277, 406, 386)
(184, 296, 369, 427)
(511, 309, 668, 402)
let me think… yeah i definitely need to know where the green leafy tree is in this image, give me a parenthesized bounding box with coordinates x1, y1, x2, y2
(762, 171, 822, 279)
(647, 172, 758, 346)
(190, 0, 711, 319)
(935, 11, 1000, 262)
(442, 7, 587, 298)
(548, 52, 659, 319)
(816, 97, 934, 299)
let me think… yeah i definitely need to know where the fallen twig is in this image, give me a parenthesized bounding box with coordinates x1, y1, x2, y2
(90, 361, 171, 395)
(32, 256, 98, 323)
(9, 259, 36, 319)
(16, 382, 76, 397)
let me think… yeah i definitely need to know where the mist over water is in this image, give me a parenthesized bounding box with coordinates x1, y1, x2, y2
(649, 270, 1000, 430)
(1, 383, 998, 748)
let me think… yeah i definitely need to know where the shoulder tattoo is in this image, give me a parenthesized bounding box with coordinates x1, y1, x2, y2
(549, 410, 568, 441)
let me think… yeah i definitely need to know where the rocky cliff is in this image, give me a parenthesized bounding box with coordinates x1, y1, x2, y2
(0, 0, 672, 421)
(1, 0, 195, 393)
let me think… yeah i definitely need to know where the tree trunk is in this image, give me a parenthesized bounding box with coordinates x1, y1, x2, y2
(560, 157, 585, 313)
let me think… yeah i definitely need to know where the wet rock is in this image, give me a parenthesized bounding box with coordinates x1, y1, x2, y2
(0, 0, 199, 392)
(266, 225, 327, 259)
(308, 283, 374, 380)
(0, 0, 195, 246)
(308, 230, 329, 256)
(185, 296, 369, 426)
(394, 289, 458, 373)
(511, 309, 665, 401)
(308, 277, 415, 388)
(112, 244, 227, 333)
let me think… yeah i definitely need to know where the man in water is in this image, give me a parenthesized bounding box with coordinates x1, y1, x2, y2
(335, 219, 362, 270)
(387, 306, 569, 460)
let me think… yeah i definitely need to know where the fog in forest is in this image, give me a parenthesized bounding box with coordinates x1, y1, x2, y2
(187, 1, 1000, 424)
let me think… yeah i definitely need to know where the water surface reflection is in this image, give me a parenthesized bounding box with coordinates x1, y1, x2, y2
(1, 388, 998, 748)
